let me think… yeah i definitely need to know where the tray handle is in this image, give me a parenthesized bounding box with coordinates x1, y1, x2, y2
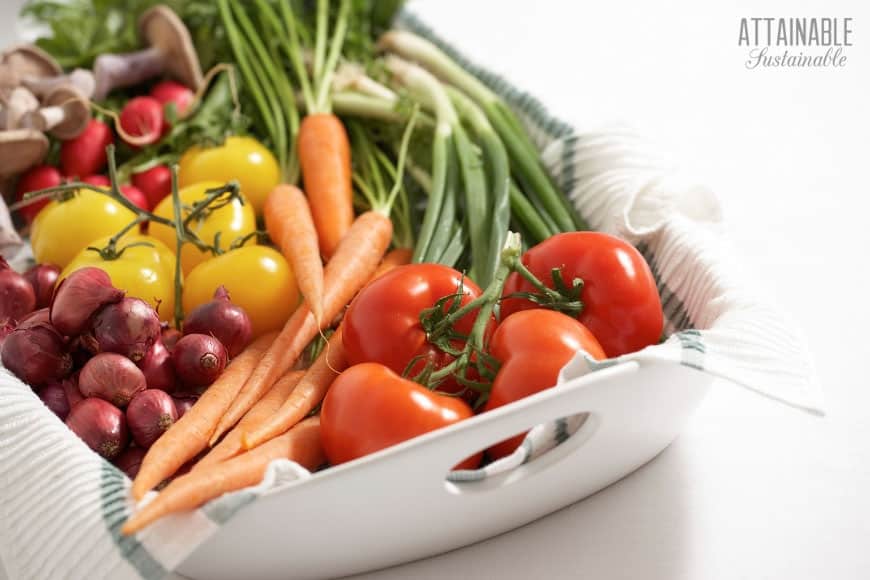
(319, 360, 643, 492)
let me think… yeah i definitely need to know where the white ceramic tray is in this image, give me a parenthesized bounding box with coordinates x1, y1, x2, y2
(178, 358, 712, 579)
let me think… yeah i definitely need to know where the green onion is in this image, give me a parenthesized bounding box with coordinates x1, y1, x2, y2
(379, 30, 588, 233)
(448, 87, 510, 286)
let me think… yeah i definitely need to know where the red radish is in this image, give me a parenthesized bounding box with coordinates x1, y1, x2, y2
(138, 340, 176, 391)
(23, 263, 60, 309)
(150, 80, 194, 134)
(15, 165, 62, 223)
(82, 174, 110, 188)
(50, 267, 124, 336)
(79, 352, 147, 407)
(0, 258, 36, 322)
(1, 323, 71, 386)
(119, 96, 163, 147)
(90, 297, 161, 362)
(172, 396, 196, 419)
(66, 398, 128, 459)
(131, 164, 171, 210)
(61, 119, 113, 178)
(39, 382, 71, 420)
(172, 334, 227, 390)
(182, 286, 252, 357)
(82, 176, 148, 221)
(120, 184, 149, 211)
(150, 81, 194, 115)
(126, 389, 178, 448)
(114, 446, 147, 479)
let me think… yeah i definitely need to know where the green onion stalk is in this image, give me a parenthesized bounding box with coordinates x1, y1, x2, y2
(378, 30, 587, 233)
(217, 0, 300, 182)
(385, 55, 458, 266)
(349, 106, 421, 248)
(447, 86, 510, 286)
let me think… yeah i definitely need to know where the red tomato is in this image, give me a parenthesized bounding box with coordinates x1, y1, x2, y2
(342, 264, 486, 395)
(484, 309, 605, 459)
(61, 119, 113, 178)
(15, 165, 62, 223)
(501, 232, 662, 357)
(321, 362, 481, 469)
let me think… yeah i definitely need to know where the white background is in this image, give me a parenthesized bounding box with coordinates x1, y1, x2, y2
(3, 0, 870, 578)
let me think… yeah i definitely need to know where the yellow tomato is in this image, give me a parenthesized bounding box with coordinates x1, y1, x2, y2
(178, 136, 280, 215)
(183, 245, 299, 337)
(60, 234, 178, 321)
(150, 180, 256, 275)
(30, 189, 137, 269)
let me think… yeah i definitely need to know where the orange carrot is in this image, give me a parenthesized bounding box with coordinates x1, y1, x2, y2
(130, 332, 277, 500)
(193, 370, 304, 471)
(375, 248, 412, 277)
(298, 114, 353, 259)
(242, 329, 347, 450)
(264, 184, 325, 323)
(122, 417, 324, 535)
(211, 211, 393, 442)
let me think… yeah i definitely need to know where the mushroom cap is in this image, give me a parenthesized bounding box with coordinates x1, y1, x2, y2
(138, 5, 203, 90)
(1, 87, 40, 129)
(0, 64, 20, 90)
(1, 45, 62, 80)
(0, 129, 49, 177)
(42, 85, 91, 140)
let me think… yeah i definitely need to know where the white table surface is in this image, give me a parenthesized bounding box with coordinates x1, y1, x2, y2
(3, 0, 870, 578)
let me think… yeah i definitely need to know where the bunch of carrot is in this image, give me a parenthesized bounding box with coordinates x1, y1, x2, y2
(123, 0, 408, 534)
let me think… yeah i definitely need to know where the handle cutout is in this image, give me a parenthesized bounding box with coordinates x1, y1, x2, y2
(443, 411, 599, 494)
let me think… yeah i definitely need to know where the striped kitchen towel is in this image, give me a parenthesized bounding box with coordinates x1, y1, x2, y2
(0, 10, 821, 580)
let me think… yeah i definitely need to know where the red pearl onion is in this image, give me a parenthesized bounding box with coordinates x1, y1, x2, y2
(126, 389, 177, 448)
(1, 323, 71, 386)
(23, 263, 60, 309)
(78, 352, 146, 407)
(90, 297, 161, 362)
(50, 268, 123, 336)
(66, 398, 128, 459)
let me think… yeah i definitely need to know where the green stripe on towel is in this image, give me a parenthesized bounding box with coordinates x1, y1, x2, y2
(100, 463, 166, 580)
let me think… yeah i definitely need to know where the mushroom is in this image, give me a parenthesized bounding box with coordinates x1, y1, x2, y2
(92, 5, 203, 101)
(24, 69, 96, 100)
(0, 64, 20, 91)
(0, 45, 62, 81)
(0, 87, 40, 129)
(0, 129, 49, 177)
(20, 85, 91, 140)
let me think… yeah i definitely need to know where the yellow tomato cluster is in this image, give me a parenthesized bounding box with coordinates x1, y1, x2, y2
(31, 137, 297, 335)
(178, 136, 280, 216)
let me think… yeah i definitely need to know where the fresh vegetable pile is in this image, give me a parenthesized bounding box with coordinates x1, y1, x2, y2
(0, 1, 665, 534)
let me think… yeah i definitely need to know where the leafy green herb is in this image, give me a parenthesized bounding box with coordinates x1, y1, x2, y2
(20, 0, 179, 68)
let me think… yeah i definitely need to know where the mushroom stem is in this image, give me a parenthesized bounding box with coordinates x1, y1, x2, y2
(93, 46, 164, 101)
(20, 86, 90, 140)
(22, 105, 63, 131)
(24, 69, 95, 99)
